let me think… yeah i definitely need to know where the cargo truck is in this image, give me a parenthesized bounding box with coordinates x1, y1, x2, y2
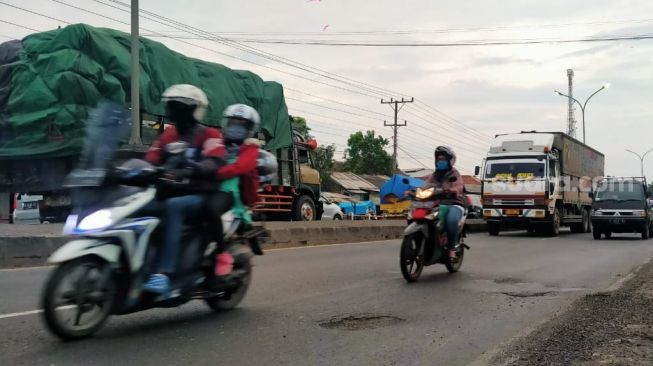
(476, 131, 604, 236)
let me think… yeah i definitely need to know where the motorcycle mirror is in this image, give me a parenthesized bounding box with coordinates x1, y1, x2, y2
(474, 166, 480, 176)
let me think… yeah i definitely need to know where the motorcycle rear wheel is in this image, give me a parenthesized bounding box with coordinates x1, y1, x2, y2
(400, 233, 425, 283)
(205, 247, 252, 311)
(42, 256, 116, 340)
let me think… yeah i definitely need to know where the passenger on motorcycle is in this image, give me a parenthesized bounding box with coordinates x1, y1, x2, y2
(142, 84, 226, 293)
(425, 146, 465, 259)
(207, 104, 261, 279)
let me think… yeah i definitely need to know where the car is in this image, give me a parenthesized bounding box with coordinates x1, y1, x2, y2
(12, 193, 44, 224)
(591, 177, 653, 240)
(320, 195, 344, 220)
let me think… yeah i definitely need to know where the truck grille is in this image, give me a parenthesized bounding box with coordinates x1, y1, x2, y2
(599, 211, 633, 216)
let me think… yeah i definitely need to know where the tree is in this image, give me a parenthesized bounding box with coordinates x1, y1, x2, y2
(344, 130, 394, 176)
(314, 144, 336, 189)
(290, 116, 311, 139)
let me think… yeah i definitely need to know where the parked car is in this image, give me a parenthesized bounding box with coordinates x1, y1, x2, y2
(320, 195, 344, 220)
(12, 193, 43, 224)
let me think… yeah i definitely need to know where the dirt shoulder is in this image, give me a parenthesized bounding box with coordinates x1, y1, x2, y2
(489, 258, 653, 366)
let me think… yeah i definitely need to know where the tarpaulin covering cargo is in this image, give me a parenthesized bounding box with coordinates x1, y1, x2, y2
(380, 174, 425, 203)
(0, 23, 292, 159)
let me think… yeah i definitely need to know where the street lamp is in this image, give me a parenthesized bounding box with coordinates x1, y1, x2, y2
(555, 83, 610, 144)
(625, 148, 653, 178)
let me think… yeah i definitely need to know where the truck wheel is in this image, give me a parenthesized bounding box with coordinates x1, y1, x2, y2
(605, 231, 612, 239)
(642, 226, 650, 240)
(548, 209, 561, 237)
(593, 229, 601, 240)
(293, 195, 316, 221)
(487, 222, 500, 236)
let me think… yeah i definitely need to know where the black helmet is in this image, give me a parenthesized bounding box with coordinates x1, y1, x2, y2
(434, 146, 456, 166)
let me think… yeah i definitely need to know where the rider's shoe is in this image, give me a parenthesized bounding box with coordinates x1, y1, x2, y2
(214, 252, 234, 276)
(143, 273, 171, 294)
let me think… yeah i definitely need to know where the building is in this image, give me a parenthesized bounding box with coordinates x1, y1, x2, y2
(329, 172, 383, 204)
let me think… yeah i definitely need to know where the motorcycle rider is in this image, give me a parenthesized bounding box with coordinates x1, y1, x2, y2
(142, 84, 226, 293)
(207, 104, 261, 279)
(425, 146, 465, 259)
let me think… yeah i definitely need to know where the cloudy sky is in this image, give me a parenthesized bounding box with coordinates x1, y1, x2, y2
(1, 0, 652, 177)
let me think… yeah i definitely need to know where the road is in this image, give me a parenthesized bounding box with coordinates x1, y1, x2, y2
(1, 230, 652, 366)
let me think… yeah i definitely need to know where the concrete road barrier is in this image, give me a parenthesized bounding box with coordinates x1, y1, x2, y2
(0, 220, 486, 268)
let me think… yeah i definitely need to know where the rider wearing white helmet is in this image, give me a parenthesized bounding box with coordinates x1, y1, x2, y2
(143, 84, 226, 294)
(207, 104, 262, 280)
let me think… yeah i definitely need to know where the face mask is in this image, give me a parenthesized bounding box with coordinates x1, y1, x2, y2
(224, 125, 249, 143)
(436, 160, 450, 171)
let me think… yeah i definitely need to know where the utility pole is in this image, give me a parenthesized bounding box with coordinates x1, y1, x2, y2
(381, 97, 413, 170)
(128, 0, 142, 146)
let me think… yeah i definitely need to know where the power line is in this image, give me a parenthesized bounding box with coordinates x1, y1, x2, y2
(180, 34, 653, 46)
(142, 17, 653, 37)
(285, 87, 392, 118)
(0, 1, 71, 25)
(93, 0, 492, 140)
(0, 18, 41, 33)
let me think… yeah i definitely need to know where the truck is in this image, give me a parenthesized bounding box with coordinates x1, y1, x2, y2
(0, 24, 322, 221)
(477, 131, 604, 236)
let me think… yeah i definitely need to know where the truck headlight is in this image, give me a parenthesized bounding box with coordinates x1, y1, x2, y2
(78, 209, 113, 231)
(634, 210, 646, 217)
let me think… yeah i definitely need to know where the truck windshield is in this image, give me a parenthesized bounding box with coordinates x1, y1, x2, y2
(485, 161, 545, 179)
(595, 182, 645, 202)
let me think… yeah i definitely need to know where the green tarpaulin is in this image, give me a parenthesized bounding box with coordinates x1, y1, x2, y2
(0, 24, 292, 159)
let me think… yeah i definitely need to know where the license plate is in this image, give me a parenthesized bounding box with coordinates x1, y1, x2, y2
(505, 209, 520, 216)
(22, 201, 38, 210)
(611, 219, 625, 224)
(412, 201, 433, 209)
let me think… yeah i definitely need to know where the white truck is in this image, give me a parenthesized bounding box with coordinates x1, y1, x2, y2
(477, 131, 604, 236)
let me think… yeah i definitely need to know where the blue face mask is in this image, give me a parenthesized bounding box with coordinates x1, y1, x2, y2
(224, 125, 249, 143)
(436, 160, 450, 171)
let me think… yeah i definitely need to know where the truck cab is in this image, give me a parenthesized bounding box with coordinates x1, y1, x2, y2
(480, 132, 604, 236)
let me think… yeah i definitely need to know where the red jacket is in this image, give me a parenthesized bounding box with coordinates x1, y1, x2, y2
(216, 139, 260, 207)
(145, 126, 225, 165)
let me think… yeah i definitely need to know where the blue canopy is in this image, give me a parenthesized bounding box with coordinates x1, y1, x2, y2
(380, 174, 425, 202)
(339, 200, 376, 215)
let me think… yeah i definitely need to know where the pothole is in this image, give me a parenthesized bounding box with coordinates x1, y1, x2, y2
(319, 314, 405, 331)
(502, 291, 554, 298)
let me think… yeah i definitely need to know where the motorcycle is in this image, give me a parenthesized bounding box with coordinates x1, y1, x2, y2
(400, 184, 470, 282)
(40, 102, 275, 340)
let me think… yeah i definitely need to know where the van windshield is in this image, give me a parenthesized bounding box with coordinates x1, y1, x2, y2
(485, 161, 545, 179)
(595, 182, 645, 202)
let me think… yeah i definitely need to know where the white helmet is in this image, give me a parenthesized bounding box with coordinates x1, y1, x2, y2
(221, 104, 261, 138)
(161, 84, 209, 122)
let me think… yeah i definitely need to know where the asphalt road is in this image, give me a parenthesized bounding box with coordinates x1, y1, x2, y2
(1, 230, 652, 366)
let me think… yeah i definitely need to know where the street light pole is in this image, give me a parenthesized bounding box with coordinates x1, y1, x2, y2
(625, 148, 653, 178)
(555, 83, 609, 144)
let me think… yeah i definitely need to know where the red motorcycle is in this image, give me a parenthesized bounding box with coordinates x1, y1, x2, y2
(400, 185, 469, 282)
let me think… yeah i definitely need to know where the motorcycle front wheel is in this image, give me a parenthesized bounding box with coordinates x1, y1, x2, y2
(400, 233, 425, 282)
(42, 256, 116, 340)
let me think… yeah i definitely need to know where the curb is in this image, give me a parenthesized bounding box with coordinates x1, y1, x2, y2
(0, 220, 487, 268)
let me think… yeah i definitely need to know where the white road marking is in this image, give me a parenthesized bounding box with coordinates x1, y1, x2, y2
(267, 240, 394, 252)
(0, 309, 43, 319)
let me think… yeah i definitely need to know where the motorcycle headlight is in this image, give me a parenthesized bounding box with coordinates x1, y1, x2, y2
(77, 209, 113, 231)
(416, 188, 435, 200)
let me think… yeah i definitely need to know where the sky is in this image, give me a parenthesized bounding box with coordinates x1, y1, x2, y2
(1, 0, 652, 177)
